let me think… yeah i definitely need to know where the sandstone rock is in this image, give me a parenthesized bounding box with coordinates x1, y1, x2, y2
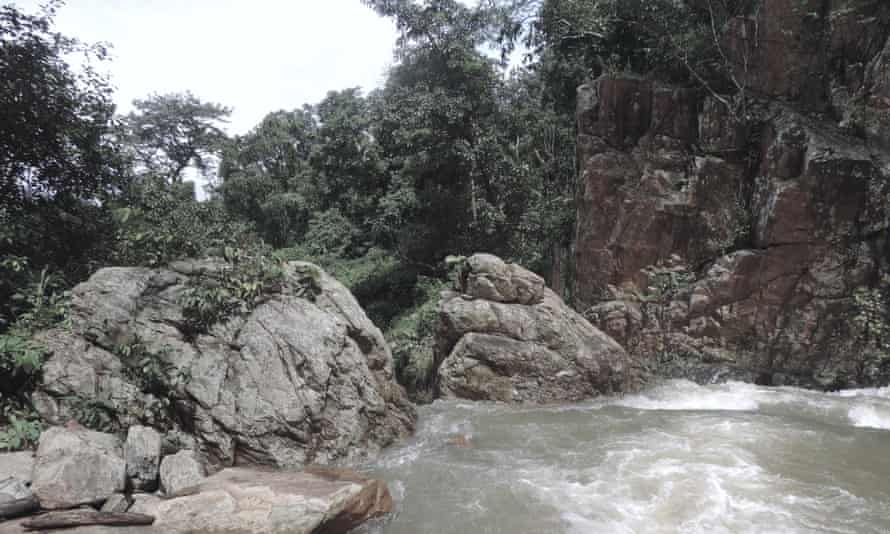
(0, 468, 394, 534)
(125, 426, 161, 491)
(0, 452, 34, 484)
(573, 36, 890, 388)
(33, 260, 415, 467)
(159, 450, 205, 496)
(435, 254, 642, 403)
(31, 426, 126, 509)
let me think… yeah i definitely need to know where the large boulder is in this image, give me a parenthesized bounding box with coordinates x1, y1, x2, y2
(435, 254, 643, 403)
(0, 467, 394, 534)
(32, 260, 415, 468)
(31, 426, 126, 509)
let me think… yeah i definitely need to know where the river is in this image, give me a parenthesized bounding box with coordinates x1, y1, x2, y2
(358, 380, 890, 534)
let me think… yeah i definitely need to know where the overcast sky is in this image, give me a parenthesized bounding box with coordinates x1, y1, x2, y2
(15, 0, 399, 134)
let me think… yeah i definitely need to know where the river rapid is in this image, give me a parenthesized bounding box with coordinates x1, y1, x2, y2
(358, 380, 890, 534)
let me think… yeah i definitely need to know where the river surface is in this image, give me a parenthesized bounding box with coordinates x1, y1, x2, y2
(358, 380, 890, 534)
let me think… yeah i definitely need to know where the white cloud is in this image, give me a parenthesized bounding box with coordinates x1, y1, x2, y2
(14, 0, 398, 134)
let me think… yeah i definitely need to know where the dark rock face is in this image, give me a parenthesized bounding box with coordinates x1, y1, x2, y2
(573, 1, 890, 389)
(435, 254, 643, 402)
(32, 261, 415, 468)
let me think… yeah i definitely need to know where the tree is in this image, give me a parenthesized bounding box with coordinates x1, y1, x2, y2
(0, 1, 123, 326)
(0, 1, 121, 209)
(364, 0, 511, 265)
(120, 92, 231, 184)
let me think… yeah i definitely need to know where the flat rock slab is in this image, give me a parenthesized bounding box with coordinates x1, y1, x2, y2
(0, 467, 393, 534)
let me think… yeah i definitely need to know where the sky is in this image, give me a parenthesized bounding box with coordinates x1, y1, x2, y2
(14, 0, 400, 135)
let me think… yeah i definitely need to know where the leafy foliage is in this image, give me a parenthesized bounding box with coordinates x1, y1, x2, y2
(115, 336, 190, 397)
(179, 248, 287, 335)
(112, 182, 256, 267)
(0, 1, 121, 210)
(0, 411, 44, 451)
(120, 91, 231, 184)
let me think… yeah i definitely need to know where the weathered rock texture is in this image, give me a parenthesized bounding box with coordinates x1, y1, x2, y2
(31, 426, 126, 509)
(125, 426, 161, 491)
(159, 450, 205, 496)
(0, 452, 33, 484)
(0, 467, 393, 534)
(435, 254, 642, 402)
(32, 260, 415, 468)
(574, 0, 890, 388)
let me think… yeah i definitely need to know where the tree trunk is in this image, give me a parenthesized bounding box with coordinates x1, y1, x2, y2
(22, 510, 155, 530)
(0, 496, 39, 520)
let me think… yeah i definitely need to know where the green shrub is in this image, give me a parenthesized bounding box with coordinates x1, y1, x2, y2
(113, 183, 257, 268)
(179, 248, 286, 335)
(386, 276, 448, 400)
(0, 411, 44, 451)
(115, 336, 190, 399)
(259, 192, 310, 248)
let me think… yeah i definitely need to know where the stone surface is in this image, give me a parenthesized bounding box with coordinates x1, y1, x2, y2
(435, 254, 642, 403)
(125, 426, 161, 491)
(0, 452, 34, 484)
(100, 493, 131, 513)
(31, 426, 126, 509)
(159, 450, 205, 496)
(573, 21, 890, 389)
(0, 477, 31, 503)
(33, 260, 415, 467)
(0, 467, 394, 534)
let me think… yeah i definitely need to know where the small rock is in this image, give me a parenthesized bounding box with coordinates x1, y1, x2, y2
(31, 426, 126, 509)
(100, 493, 131, 513)
(159, 450, 205, 495)
(128, 493, 163, 514)
(0, 477, 31, 503)
(125, 426, 161, 491)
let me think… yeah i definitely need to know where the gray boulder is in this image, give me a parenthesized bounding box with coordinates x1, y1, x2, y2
(32, 260, 415, 467)
(159, 450, 205, 496)
(436, 254, 643, 403)
(125, 426, 161, 491)
(31, 426, 126, 509)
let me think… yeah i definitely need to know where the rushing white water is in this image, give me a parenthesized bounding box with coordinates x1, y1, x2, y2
(357, 380, 890, 534)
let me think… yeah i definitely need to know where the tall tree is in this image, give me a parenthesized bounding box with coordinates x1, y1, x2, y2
(120, 92, 231, 184)
(0, 0, 123, 326)
(0, 1, 120, 209)
(364, 0, 510, 265)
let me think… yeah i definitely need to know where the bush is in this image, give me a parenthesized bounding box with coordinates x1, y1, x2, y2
(386, 276, 448, 400)
(259, 192, 310, 247)
(276, 247, 419, 329)
(0, 411, 44, 451)
(113, 182, 258, 268)
(179, 248, 288, 335)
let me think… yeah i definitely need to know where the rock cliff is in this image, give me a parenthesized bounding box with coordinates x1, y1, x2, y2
(574, 0, 890, 388)
(32, 259, 415, 467)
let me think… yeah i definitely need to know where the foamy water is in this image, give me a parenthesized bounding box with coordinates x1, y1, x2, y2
(358, 380, 890, 534)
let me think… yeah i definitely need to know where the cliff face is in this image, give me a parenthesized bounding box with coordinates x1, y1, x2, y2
(573, 0, 890, 388)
